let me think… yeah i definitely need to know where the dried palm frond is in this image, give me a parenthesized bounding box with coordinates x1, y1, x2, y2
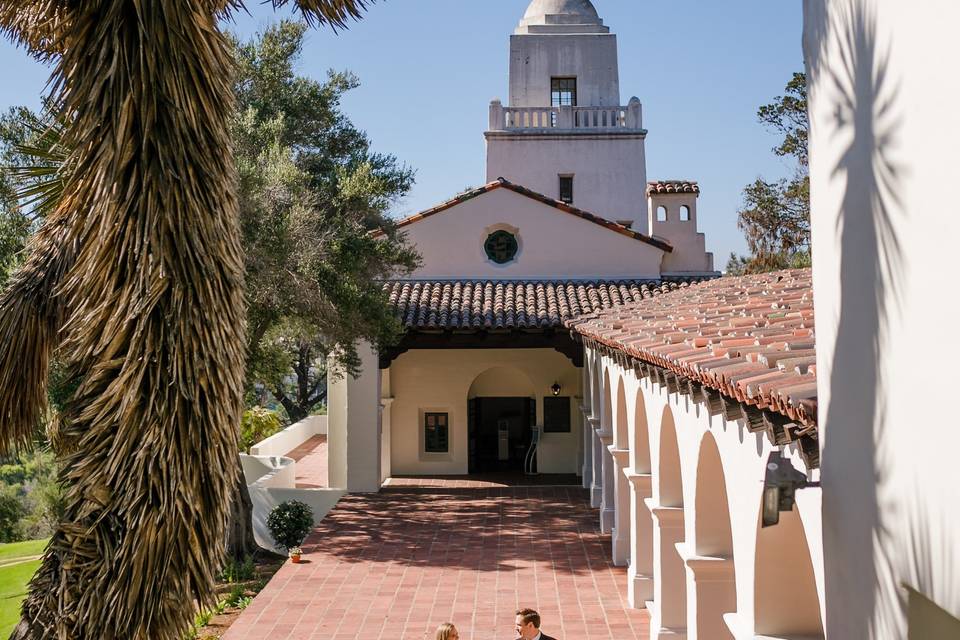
(0, 1, 70, 59)
(276, 0, 372, 28)
(0, 208, 74, 455)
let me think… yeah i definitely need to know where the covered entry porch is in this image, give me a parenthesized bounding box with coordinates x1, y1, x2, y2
(326, 279, 700, 493)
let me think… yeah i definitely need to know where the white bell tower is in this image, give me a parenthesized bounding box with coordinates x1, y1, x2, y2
(486, 0, 649, 230)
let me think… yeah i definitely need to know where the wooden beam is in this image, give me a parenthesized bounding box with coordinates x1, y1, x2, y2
(379, 330, 584, 368)
(798, 434, 820, 470)
(745, 406, 767, 432)
(722, 397, 745, 422)
(703, 388, 725, 417)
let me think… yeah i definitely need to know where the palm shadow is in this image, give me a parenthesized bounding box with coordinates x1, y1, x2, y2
(806, 2, 909, 637)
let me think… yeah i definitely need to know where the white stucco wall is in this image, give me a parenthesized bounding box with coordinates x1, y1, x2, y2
(249, 415, 327, 457)
(585, 348, 826, 639)
(405, 186, 662, 280)
(239, 454, 344, 554)
(485, 135, 649, 232)
(509, 34, 620, 107)
(805, 0, 960, 636)
(387, 348, 581, 475)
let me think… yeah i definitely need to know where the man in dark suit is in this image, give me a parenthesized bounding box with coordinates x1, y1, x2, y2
(515, 608, 558, 640)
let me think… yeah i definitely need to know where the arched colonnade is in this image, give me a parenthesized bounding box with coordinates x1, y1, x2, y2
(580, 346, 826, 640)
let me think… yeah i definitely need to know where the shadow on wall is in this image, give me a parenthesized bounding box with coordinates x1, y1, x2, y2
(805, 1, 908, 637)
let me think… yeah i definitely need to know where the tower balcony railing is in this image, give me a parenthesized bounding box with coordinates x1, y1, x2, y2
(488, 98, 643, 132)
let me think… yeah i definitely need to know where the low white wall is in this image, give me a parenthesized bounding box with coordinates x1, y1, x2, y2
(249, 415, 327, 457)
(240, 453, 343, 554)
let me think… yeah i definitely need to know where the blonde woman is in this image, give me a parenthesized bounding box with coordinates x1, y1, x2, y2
(435, 622, 460, 640)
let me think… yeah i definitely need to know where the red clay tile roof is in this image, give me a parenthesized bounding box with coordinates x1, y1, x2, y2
(567, 268, 817, 432)
(379, 178, 674, 253)
(647, 180, 700, 196)
(384, 279, 708, 332)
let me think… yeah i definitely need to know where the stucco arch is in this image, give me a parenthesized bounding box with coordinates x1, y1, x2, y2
(651, 405, 687, 632)
(754, 507, 825, 637)
(631, 386, 651, 474)
(695, 433, 733, 557)
(658, 406, 683, 508)
(610, 374, 631, 565)
(467, 365, 536, 399)
(614, 375, 629, 449)
(691, 432, 737, 639)
(598, 365, 616, 533)
(626, 383, 654, 607)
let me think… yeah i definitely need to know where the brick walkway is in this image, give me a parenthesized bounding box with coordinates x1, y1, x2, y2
(224, 484, 650, 640)
(287, 435, 328, 488)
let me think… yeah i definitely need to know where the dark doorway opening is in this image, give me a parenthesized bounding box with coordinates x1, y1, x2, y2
(468, 397, 535, 474)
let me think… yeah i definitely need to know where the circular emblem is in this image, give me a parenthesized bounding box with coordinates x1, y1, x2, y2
(484, 230, 519, 264)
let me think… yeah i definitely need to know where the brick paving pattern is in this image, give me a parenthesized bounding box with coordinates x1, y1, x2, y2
(224, 484, 650, 640)
(287, 435, 328, 488)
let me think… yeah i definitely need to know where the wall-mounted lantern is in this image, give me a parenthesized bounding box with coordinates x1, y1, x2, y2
(551, 382, 562, 397)
(761, 450, 818, 528)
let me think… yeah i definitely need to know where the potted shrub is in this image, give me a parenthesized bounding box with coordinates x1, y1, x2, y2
(267, 500, 314, 564)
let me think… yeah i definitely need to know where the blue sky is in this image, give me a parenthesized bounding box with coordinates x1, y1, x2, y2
(0, 1, 803, 265)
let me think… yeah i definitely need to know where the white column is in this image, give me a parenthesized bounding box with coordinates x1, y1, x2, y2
(580, 404, 593, 489)
(599, 428, 615, 534)
(379, 397, 394, 485)
(590, 418, 603, 508)
(610, 447, 631, 566)
(626, 471, 654, 608)
(326, 341, 382, 493)
(647, 500, 687, 639)
(678, 545, 735, 640)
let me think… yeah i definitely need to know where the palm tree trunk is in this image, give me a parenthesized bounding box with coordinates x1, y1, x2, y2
(3, 3, 246, 638)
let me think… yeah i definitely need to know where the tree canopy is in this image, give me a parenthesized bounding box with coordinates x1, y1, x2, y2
(729, 72, 811, 274)
(234, 21, 419, 421)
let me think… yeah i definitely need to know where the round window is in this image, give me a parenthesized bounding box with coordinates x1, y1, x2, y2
(484, 230, 519, 264)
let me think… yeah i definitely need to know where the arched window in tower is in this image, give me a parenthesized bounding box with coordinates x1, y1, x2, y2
(680, 205, 690, 221)
(657, 206, 668, 222)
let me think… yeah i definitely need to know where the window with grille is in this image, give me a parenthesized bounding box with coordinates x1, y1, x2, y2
(559, 176, 574, 204)
(551, 78, 577, 107)
(484, 230, 519, 264)
(424, 412, 449, 453)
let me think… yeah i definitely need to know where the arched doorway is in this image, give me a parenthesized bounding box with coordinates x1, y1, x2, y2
(651, 406, 687, 633)
(689, 434, 736, 639)
(467, 366, 536, 474)
(754, 504, 824, 637)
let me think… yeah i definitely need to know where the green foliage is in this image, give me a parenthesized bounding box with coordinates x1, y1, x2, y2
(0, 106, 51, 291)
(736, 72, 811, 273)
(233, 21, 420, 418)
(239, 408, 284, 453)
(218, 555, 256, 583)
(224, 584, 254, 609)
(0, 449, 63, 542)
(0, 486, 25, 542)
(266, 500, 314, 552)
